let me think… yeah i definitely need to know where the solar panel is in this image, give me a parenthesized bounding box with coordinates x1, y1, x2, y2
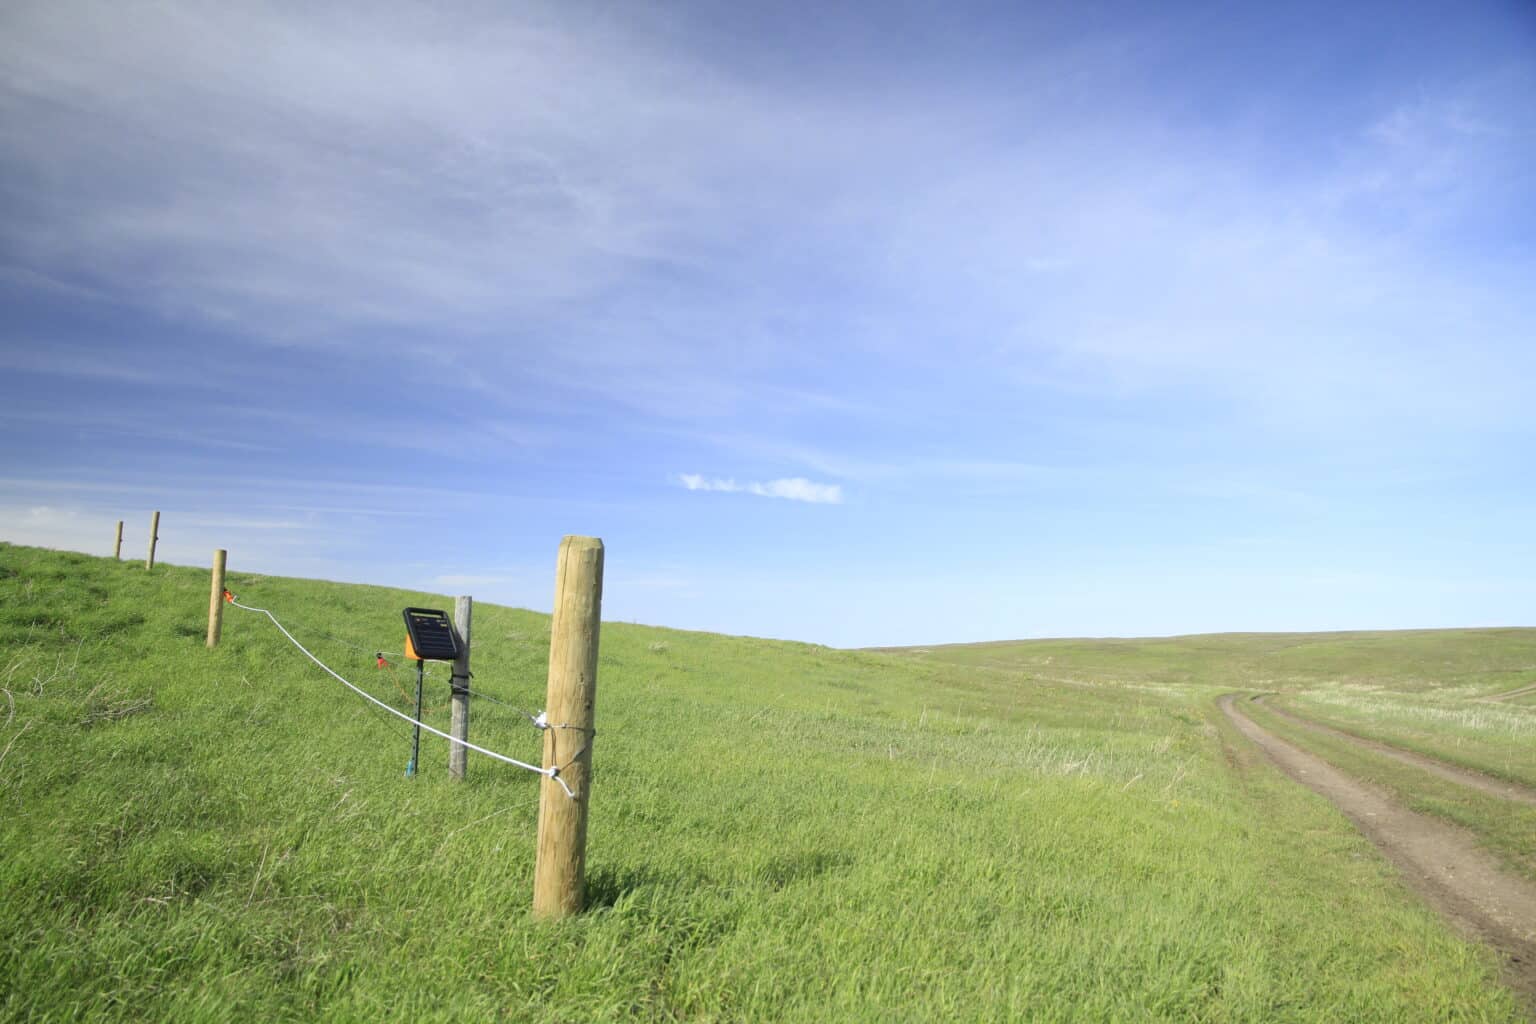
(402, 607, 460, 662)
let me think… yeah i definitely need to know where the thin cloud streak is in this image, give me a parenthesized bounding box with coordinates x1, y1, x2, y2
(678, 474, 843, 505)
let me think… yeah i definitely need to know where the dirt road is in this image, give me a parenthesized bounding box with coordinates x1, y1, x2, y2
(1488, 682, 1536, 703)
(1219, 694, 1536, 1005)
(1253, 695, 1536, 808)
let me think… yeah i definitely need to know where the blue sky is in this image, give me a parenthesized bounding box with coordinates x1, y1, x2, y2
(1, 0, 1533, 646)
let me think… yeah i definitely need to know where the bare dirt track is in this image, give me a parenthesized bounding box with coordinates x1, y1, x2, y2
(1254, 695, 1536, 808)
(1219, 694, 1536, 1007)
(1488, 682, 1536, 703)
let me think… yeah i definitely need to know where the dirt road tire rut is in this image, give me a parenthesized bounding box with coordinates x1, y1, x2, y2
(1219, 694, 1536, 1006)
(1253, 695, 1536, 808)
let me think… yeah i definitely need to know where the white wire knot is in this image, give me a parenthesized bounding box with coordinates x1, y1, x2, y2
(545, 764, 575, 798)
(533, 711, 549, 730)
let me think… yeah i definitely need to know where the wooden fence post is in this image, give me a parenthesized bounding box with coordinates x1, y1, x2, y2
(145, 511, 160, 570)
(207, 549, 227, 648)
(449, 595, 472, 780)
(533, 535, 604, 919)
(113, 521, 123, 560)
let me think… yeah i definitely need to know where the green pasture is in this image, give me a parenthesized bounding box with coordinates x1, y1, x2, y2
(890, 628, 1536, 698)
(0, 543, 1527, 1021)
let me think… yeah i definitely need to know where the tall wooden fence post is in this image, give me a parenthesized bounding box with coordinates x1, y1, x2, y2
(145, 511, 160, 570)
(533, 535, 604, 919)
(207, 549, 227, 648)
(449, 595, 472, 780)
(113, 521, 123, 560)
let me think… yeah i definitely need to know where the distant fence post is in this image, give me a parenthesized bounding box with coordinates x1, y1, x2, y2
(449, 595, 472, 780)
(113, 521, 123, 560)
(207, 549, 227, 648)
(145, 511, 160, 570)
(533, 535, 604, 920)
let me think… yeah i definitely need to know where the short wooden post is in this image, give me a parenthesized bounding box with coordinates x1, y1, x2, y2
(533, 536, 604, 919)
(207, 549, 227, 648)
(145, 511, 160, 570)
(113, 521, 123, 560)
(449, 595, 472, 780)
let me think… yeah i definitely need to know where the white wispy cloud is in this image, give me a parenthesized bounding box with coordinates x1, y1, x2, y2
(175, 515, 315, 531)
(2, 0, 1532, 536)
(0, 346, 152, 381)
(678, 474, 843, 505)
(2, 0, 1530, 440)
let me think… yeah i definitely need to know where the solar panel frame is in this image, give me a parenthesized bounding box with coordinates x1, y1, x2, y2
(402, 607, 461, 662)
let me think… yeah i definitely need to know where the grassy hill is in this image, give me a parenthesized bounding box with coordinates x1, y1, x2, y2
(1, 542, 1529, 1021)
(880, 628, 1536, 695)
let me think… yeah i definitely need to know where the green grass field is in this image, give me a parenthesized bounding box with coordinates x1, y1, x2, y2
(2, 542, 1532, 1021)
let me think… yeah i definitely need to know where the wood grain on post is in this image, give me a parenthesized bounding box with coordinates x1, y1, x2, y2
(533, 535, 604, 919)
(207, 549, 227, 649)
(113, 521, 123, 560)
(449, 595, 472, 780)
(145, 511, 160, 570)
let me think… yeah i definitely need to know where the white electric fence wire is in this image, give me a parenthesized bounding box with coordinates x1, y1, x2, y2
(332, 639, 548, 726)
(335, 639, 584, 733)
(292, 624, 585, 733)
(228, 598, 575, 798)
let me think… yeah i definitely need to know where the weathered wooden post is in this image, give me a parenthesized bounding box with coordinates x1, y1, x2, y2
(207, 549, 227, 648)
(145, 511, 160, 570)
(449, 594, 472, 780)
(533, 535, 604, 919)
(113, 521, 123, 560)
